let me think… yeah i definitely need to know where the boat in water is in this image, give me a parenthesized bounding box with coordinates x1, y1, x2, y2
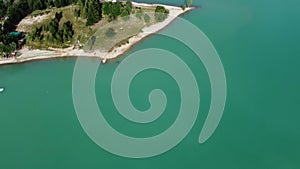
(0, 88, 4, 92)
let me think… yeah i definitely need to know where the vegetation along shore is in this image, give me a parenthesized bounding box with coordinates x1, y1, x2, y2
(0, 0, 194, 65)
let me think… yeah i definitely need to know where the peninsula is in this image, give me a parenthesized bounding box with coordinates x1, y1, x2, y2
(0, 0, 193, 65)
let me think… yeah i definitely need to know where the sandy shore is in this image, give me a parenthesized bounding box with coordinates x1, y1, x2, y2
(0, 2, 194, 65)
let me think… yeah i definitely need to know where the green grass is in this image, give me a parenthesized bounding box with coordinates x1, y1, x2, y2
(84, 16, 145, 52)
(84, 10, 160, 52)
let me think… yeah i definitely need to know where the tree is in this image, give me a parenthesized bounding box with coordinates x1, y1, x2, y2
(52, 0, 76, 8)
(28, 0, 46, 10)
(0, 42, 5, 55)
(76, 0, 85, 17)
(0, 0, 6, 18)
(7, 2, 29, 22)
(53, 0, 61, 7)
(125, 0, 132, 13)
(77, 0, 85, 10)
(102, 1, 133, 21)
(135, 10, 143, 19)
(33, 0, 45, 10)
(106, 27, 116, 37)
(0, 41, 16, 54)
(81, 0, 88, 18)
(85, 0, 102, 26)
(111, 1, 122, 19)
(120, 0, 132, 18)
(187, 0, 192, 7)
(62, 21, 74, 40)
(155, 6, 169, 22)
(9, 42, 16, 52)
(103, 1, 121, 19)
(144, 13, 150, 23)
(55, 12, 63, 23)
(74, 9, 80, 18)
(49, 20, 58, 35)
(48, 12, 62, 35)
(102, 2, 112, 15)
(56, 29, 64, 43)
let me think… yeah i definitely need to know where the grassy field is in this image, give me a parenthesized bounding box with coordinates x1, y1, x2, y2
(84, 11, 158, 52)
(84, 5, 160, 52)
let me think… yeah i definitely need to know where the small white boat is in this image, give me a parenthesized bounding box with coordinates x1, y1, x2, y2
(101, 59, 107, 64)
(0, 88, 4, 92)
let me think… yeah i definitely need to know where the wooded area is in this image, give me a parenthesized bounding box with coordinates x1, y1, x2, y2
(0, 0, 169, 55)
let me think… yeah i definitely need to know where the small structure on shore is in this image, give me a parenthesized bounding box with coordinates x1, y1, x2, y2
(1, 51, 17, 58)
(101, 59, 107, 64)
(9, 52, 16, 57)
(9, 32, 21, 37)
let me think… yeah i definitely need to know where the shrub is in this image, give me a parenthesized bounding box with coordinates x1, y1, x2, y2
(106, 27, 116, 37)
(144, 14, 150, 23)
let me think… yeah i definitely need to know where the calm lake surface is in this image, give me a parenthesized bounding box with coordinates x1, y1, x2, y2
(1, 0, 300, 168)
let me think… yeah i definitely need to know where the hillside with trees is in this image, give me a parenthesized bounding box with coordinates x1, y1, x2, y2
(1, 0, 171, 56)
(0, 0, 101, 53)
(0, 0, 77, 54)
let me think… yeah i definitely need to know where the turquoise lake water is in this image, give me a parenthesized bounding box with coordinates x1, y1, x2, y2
(1, 0, 300, 168)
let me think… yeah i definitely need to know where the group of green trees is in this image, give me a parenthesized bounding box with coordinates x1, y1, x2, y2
(0, 0, 77, 55)
(27, 0, 77, 10)
(155, 6, 169, 22)
(77, 0, 102, 26)
(0, 31, 18, 56)
(0, 0, 6, 18)
(0, 28, 16, 55)
(29, 12, 74, 44)
(102, 0, 133, 21)
(182, 0, 193, 10)
(1, 0, 77, 32)
(187, 0, 193, 7)
(0, 0, 176, 56)
(1, 0, 104, 54)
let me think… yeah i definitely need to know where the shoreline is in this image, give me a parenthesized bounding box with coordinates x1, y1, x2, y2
(0, 2, 195, 66)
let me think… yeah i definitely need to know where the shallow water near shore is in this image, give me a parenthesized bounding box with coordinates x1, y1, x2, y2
(1, 0, 300, 168)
